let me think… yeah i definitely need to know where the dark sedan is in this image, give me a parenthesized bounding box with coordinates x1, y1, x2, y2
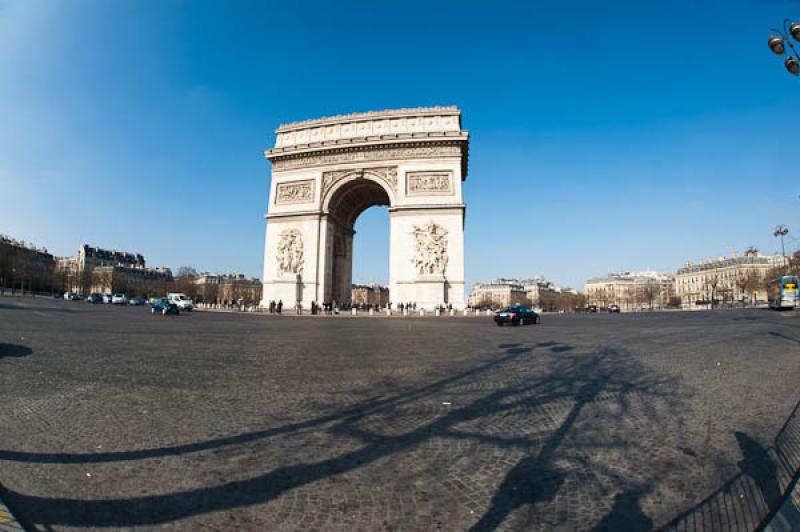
(86, 293, 103, 304)
(494, 305, 540, 326)
(150, 298, 180, 315)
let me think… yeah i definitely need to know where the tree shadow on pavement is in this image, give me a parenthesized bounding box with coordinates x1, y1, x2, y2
(768, 330, 800, 345)
(1, 340, 686, 530)
(736, 432, 781, 508)
(0, 344, 32, 359)
(590, 490, 653, 532)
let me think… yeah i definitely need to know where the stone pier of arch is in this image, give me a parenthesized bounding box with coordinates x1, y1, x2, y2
(261, 106, 469, 311)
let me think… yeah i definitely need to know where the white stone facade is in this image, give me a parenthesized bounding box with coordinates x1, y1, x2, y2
(585, 271, 674, 311)
(261, 107, 469, 310)
(467, 281, 527, 308)
(674, 252, 783, 307)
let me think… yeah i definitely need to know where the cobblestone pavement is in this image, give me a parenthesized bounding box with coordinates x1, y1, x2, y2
(0, 297, 799, 531)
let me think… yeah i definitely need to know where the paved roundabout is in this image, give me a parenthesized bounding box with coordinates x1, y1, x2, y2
(0, 297, 798, 530)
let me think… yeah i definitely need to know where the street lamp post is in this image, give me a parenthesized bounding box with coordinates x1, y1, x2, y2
(768, 19, 800, 76)
(774, 225, 789, 270)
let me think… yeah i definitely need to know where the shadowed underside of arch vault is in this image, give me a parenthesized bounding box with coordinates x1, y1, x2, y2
(326, 179, 390, 229)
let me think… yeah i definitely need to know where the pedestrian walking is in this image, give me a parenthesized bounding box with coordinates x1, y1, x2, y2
(277, 299, 283, 314)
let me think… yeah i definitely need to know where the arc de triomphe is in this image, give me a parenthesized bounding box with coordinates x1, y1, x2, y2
(261, 106, 469, 310)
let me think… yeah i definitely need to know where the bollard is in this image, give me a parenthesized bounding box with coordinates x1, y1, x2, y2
(369, 308, 374, 316)
(450, 309, 455, 317)
(352, 308, 357, 316)
(435, 309, 440, 317)
(386, 309, 392, 317)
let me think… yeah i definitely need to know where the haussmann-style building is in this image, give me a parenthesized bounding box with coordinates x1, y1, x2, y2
(56, 244, 173, 296)
(674, 250, 784, 308)
(351, 284, 390, 308)
(585, 271, 674, 311)
(0, 234, 55, 294)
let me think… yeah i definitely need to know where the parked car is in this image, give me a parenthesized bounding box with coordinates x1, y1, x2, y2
(167, 293, 193, 312)
(494, 305, 540, 326)
(102, 294, 113, 304)
(86, 293, 103, 304)
(608, 304, 621, 313)
(111, 293, 128, 305)
(586, 304, 598, 313)
(151, 298, 179, 315)
(129, 296, 147, 306)
(64, 292, 81, 301)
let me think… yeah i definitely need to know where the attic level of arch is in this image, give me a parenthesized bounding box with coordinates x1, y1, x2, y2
(266, 139, 469, 179)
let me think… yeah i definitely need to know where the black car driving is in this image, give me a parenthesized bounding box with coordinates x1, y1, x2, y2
(494, 305, 540, 326)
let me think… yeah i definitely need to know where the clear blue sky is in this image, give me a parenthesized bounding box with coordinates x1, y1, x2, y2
(2, 0, 799, 290)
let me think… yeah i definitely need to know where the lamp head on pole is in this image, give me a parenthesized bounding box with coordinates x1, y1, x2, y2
(790, 22, 800, 42)
(769, 35, 786, 54)
(785, 56, 800, 75)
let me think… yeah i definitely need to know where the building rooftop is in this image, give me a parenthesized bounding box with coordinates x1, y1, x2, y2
(676, 254, 780, 274)
(275, 106, 461, 133)
(586, 272, 671, 285)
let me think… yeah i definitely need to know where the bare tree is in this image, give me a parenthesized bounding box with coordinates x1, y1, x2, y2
(707, 274, 720, 308)
(743, 270, 763, 305)
(176, 266, 198, 278)
(643, 282, 660, 311)
(174, 266, 199, 299)
(0, 242, 11, 295)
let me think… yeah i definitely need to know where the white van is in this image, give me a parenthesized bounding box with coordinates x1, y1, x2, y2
(167, 293, 194, 311)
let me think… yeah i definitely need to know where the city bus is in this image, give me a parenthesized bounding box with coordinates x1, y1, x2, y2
(768, 275, 799, 310)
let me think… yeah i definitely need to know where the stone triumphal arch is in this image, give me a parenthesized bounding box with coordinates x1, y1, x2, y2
(261, 106, 469, 310)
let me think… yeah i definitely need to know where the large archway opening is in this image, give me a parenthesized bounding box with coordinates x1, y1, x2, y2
(325, 178, 391, 306)
(352, 205, 390, 301)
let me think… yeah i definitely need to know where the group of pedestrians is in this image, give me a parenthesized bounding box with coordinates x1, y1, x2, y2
(310, 301, 339, 315)
(265, 300, 455, 316)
